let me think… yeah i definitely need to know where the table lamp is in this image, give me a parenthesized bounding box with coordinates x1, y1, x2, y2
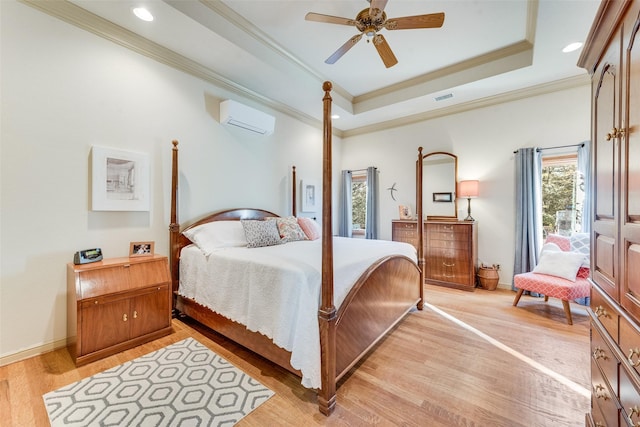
(458, 180, 479, 221)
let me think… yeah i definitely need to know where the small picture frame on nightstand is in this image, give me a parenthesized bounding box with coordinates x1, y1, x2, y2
(129, 241, 154, 257)
(398, 205, 412, 220)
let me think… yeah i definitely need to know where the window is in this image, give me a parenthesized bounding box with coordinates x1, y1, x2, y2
(351, 173, 367, 236)
(541, 154, 584, 237)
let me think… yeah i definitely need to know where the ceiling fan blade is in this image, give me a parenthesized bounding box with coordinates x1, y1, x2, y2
(305, 12, 355, 26)
(325, 34, 363, 64)
(369, 0, 388, 19)
(373, 34, 398, 68)
(385, 12, 445, 30)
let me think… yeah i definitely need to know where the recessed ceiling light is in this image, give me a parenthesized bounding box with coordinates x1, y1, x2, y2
(562, 42, 582, 53)
(133, 7, 154, 22)
(331, 114, 340, 119)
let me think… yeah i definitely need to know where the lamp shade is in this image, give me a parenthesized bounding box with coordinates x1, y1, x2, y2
(458, 180, 479, 198)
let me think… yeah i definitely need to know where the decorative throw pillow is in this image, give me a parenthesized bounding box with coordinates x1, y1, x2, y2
(571, 232, 591, 267)
(241, 220, 282, 248)
(533, 251, 587, 282)
(297, 217, 321, 240)
(182, 221, 247, 256)
(275, 216, 308, 243)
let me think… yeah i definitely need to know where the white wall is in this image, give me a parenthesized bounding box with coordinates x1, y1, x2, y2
(0, 1, 332, 361)
(340, 85, 591, 288)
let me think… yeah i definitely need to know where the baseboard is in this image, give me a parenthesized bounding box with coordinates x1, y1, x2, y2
(0, 338, 68, 367)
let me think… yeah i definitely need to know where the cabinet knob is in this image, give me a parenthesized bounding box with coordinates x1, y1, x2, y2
(123, 313, 128, 322)
(133, 310, 138, 319)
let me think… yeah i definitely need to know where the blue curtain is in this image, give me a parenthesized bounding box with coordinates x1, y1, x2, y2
(338, 170, 352, 237)
(513, 148, 543, 289)
(578, 140, 591, 233)
(365, 167, 378, 239)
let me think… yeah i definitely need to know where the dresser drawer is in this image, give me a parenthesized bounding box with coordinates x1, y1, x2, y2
(619, 364, 640, 427)
(393, 222, 417, 231)
(592, 286, 620, 343)
(620, 316, 640, 377)
(592, 358, 620, 427)
(592, 320, 620, 395)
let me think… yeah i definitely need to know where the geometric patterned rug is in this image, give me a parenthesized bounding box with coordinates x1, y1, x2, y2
(43, 338, 274, 426)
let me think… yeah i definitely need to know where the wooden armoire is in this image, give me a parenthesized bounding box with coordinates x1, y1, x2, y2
(578, 1, 640, 425)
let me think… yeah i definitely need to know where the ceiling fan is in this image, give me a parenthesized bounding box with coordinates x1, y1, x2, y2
(305, 0, 445, 68)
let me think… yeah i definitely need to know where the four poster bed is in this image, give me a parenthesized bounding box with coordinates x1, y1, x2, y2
(169, 82, 424, 415)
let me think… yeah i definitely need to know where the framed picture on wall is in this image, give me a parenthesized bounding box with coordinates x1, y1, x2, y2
(301, 180, 318, 212)
(91, 146, 150, 211)
(432, 192, 453, 203)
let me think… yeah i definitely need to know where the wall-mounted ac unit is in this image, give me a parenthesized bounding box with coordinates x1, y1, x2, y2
(219, 100, 275, 135)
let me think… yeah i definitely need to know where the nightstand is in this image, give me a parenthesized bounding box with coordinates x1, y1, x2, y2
(67, 255, 172, 366)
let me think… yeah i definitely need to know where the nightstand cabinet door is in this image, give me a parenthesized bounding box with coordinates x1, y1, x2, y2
(130, 284, 171, 338)
(68, 255, 172, 366)
(80, 298, 130, 355)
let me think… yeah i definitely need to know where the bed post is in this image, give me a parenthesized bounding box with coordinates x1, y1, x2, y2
(292, 166, 297, 217)
(169, 140, 180, 308)
(416, 147, 424, 309)
(318, 81, 337, 416)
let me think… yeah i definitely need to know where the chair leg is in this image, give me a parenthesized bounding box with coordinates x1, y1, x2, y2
(544, 295, 549, 302)
(513, 288, 525, 306)
(561, 300, 573, 325)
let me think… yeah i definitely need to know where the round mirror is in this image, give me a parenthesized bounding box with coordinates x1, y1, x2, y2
(422, 152, 458, 220)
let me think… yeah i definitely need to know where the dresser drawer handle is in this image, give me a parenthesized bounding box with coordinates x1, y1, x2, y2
(443, 262, 455, 267)
(443, 225, 453, 230)
(593, 347, 608, 361)
(123, 313, 128, 322)
(133, 310, 138, 319)
(629, 405, 640, 425)
(594, 306, 611, 319)
(595, 423, 605, 427)
(628, 348, 640, 367)
(594, 384, 610, 401)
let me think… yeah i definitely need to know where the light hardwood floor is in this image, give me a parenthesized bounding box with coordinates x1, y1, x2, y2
(0, 285, 590, 426)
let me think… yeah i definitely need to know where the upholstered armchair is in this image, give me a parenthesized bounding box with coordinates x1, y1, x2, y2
(513, 233, 590, 324)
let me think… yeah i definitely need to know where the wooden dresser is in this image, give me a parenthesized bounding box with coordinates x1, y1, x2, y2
(578, 1, 640, 425)
(67, 255, 173, 366)
(392, 220, 477, 291)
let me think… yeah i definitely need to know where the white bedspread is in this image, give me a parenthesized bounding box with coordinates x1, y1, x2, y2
(179, 237, 417, 389)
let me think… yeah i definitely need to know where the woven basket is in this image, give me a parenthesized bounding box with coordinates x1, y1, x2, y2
(477, 267, 499, 291)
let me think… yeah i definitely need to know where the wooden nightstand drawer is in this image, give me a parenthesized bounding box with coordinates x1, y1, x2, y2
(620, 316, 640, 378)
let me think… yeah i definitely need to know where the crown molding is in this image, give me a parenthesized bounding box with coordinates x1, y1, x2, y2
(342, 75, 590, 138)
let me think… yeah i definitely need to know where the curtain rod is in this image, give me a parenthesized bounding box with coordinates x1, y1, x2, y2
(348, 167, 378, 173)
(513, 142, 584, 154)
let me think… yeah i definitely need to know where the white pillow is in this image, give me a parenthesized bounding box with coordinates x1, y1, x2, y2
(533, 251, 586, 282)
(182, 221, 247, 255)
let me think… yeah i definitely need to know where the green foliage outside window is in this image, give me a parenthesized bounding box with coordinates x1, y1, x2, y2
(352, 181, 367, 229)
(541, 163, 580, 236)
